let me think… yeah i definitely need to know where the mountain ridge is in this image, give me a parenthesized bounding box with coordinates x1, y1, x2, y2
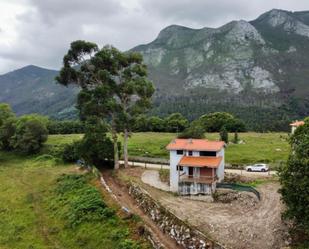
(0, 8, 308, 130)
(0, 65, 78, 119)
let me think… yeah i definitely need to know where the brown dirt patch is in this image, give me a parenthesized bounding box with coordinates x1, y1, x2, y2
(121, 167, 289, 249)
(101, 169, 181, 249)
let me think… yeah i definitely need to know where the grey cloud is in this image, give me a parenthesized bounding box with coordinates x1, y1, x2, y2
(1, 0, 309, 74)
(139, 0, 255, 28)
(29, 0, 122, 24)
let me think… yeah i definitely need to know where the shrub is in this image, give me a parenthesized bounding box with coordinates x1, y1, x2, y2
(0, 118, 17, 150)
(55, 174, 87, 195)
(118, 239, 141, 249)
(48, 120, 85, 134)
(233, 132, 239, 144)
(53, 174, 115, 228)
(67, 187, 114, 227)
(32, 154, 61, 167)
(178, 123, 205, 139)
(0, 103, 15, 127)
(159, 169, 170, 184)
(220, 126, 228, 143)
(62, 141, 81, 162)
(8, 114, 48, 154)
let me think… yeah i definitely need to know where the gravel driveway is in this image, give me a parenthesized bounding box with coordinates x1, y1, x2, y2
(156, 182, 288, 249)
(141, 170, 170, 191)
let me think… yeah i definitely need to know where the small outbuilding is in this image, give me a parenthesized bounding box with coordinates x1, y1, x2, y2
(290, 120, 304, 134)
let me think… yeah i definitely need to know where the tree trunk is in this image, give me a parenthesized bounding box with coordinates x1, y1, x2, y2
(112, 131, 119, 170)
(123, 128, 129, 168)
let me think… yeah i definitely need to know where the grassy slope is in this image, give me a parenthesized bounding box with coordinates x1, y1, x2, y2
(46, 132, 290, 166)
(0, 151, 149, 249)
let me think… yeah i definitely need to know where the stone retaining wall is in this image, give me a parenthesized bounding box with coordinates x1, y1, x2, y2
(128, 183, 224, 249)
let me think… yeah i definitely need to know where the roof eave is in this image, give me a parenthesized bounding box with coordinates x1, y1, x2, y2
(166, 147, 222, 152)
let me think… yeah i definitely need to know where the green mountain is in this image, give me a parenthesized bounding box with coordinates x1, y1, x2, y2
(0, 65, 78, 119)
(0, 9, 309, 130)
(131, 9, 309, 130)
(133, 9, 309, 97)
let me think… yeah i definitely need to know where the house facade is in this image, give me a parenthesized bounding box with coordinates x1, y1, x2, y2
(166, 139, 225, 195)
(290, 120, 304, 134)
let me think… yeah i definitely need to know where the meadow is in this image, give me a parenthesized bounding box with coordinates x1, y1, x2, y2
(0, 151, 150, 249)
(46, 132, 290, 167)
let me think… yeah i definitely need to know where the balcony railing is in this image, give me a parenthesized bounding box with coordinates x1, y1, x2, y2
(179, 175, 216, 184)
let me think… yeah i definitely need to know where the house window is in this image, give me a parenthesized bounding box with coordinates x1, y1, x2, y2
(177, 166, 183, 171)
(188, 151, 193, 156)
(200, 151, 216, 157)
(176, 150, 183, 155)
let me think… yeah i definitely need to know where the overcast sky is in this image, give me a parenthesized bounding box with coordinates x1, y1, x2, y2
(0, 0, 309, 74)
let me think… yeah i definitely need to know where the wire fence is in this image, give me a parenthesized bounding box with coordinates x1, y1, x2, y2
(128, 156, 169, 165)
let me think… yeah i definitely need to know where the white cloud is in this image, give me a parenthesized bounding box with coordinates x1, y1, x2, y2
(0, 0, 309, 73)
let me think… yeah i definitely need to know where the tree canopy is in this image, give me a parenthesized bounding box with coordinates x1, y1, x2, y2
(165, 113, 189, 132)
(56, 40, 154, 168)
(279, 118, 309, 244)
(0, 107, 49, 154)
(198, 112, 246, 132)
(0, 103, 15, 127)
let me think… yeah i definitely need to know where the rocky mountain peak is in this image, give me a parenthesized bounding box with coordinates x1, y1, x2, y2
(252, 9, 293, 27)
(267, 9, 294, 27)
(155, 25, 195, 42)
(252, 9, 309, 38)
(224, 20, 265, 44)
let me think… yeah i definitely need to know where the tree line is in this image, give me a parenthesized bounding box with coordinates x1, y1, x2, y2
(47, 111, 246, 135)
(151, 93, 309, 132)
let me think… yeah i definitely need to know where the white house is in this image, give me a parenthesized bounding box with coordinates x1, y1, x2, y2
(166, 138, 225, 195)
(290, 120, 304, 134)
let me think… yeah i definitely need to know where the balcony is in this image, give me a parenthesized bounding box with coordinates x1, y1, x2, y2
(179, 174, 216, 184)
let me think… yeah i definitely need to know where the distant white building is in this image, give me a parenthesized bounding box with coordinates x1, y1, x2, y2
(166, 138, 225, 195)
(290, 120, 304, 134)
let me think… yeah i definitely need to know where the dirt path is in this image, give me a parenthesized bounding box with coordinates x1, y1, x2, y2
(157, 182, 288, 249)
(101, 170, 181, 249)
(120, 160, 278, 178)
(225, 169, 277, 178)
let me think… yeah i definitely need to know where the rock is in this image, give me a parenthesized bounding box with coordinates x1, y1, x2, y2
(128, 183, 223, 249)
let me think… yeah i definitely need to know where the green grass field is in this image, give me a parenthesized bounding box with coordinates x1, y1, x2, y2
(46, 132, 290, 166)
(0, 151, 149, 249)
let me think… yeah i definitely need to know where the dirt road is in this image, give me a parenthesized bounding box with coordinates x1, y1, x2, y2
(157, 182, 288, 249)
(101, 170, 181, 249)
(121, 160, 277, 179)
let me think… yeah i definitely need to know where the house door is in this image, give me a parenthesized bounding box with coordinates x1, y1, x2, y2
(189, 167, 193, 178)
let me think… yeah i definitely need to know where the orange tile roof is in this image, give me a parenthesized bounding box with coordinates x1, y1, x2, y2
(178, 156, 222, 168)
(166, 139, 225, 151)
(290, 121, 305, 127)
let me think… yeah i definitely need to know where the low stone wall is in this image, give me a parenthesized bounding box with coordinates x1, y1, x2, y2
(128, 183, 224, 249)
